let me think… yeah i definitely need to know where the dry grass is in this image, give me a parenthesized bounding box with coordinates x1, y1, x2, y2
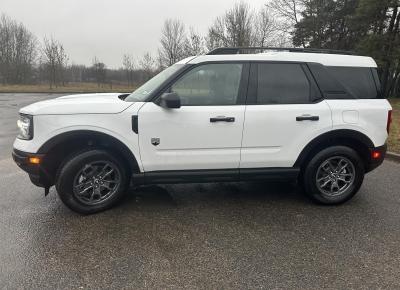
(388, 99, 400, 154)
(0, 82, 136, 93)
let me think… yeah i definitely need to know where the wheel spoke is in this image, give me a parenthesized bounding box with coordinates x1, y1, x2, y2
(102, 168, 114, 179)
(74, 181, 93, 195)
(320, 179, 331, 188)
(327, 160, 336, 173)
(101, 182, 113, 191)
(336, 159, 349, 173)
(337, 177, 352, 184)
(317, 175, 329, 182)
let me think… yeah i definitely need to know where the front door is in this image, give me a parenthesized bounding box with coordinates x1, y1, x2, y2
(138, 62, 248, 172)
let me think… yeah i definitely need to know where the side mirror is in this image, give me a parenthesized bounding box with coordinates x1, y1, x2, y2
(159, 92, 181, 109)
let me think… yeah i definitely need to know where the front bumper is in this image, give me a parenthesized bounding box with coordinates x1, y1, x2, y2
(12, 149, 52, 188)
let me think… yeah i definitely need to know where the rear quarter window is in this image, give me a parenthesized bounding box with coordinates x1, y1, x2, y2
(326, 66, 378, 99)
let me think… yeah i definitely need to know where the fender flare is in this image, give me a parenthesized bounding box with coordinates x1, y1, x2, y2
(294, 129, 375, 168)
(38, 130, 141, 173)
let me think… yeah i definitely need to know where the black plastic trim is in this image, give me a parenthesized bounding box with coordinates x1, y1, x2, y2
(367, 144, 386, 172)
(37, 130, 140, 173)
(294, 129, 375, 168)
(12, 149, 51, 188)
(132, 115, 138, 134)
(132, 167, 300, 185)
(207, 47, 356, 55)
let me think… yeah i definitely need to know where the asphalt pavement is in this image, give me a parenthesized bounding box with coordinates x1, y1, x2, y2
(0, 93, 400, 289)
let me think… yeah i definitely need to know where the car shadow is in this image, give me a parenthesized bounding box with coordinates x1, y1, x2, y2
(117, 180, 309, 211)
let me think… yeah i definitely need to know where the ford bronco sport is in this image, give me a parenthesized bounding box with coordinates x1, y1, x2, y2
(12, 47, 392, 214)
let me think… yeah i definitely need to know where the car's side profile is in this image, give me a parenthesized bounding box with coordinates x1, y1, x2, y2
(12, 47, 392, 214)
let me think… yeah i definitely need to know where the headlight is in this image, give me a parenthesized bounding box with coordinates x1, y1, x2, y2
(17, 114, 33, 140)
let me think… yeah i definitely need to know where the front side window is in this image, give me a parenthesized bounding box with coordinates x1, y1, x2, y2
(257, 63, 311, 104)
(171, 63, 243, 106)
(125, 64, 184, 102)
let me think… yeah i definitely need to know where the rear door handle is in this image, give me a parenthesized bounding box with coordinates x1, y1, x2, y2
(296, 115, 319, 121)
(210, 116, 235, 123)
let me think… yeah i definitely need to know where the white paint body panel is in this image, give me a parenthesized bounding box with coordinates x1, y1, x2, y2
(20, 93, 131, 115)
(240, 101, 333, 168)
(326, 99, 392, 147)
(137, 102, 245, 171)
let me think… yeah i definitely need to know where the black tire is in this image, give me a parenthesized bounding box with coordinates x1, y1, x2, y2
(56, 149, 129, 214)
(302, 146, 365, 205)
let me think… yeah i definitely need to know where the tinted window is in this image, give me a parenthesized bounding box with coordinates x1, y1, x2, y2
(326, 66, 378, 99)
(257, 63, 310, 104)
(171, 63, 243, 106)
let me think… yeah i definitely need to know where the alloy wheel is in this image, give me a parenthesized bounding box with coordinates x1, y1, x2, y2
(73, 161, 121, 205)
(315, 156, 356, 197)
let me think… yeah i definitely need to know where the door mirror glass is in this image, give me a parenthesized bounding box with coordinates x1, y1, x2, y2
(159, 92, 181, 109)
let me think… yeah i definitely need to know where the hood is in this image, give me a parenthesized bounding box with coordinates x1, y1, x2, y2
(20, 93, 133, 115)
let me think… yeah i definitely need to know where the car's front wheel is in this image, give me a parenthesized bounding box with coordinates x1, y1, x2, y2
(56, 149, 129, 214)
(302, 146, 365, 204)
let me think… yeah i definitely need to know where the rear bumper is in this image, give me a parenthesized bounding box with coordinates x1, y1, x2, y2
(12, 149, 52, 188)
(366, 144, 387, 173)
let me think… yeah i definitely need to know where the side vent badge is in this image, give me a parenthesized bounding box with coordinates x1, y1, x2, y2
(151, 138, 160, 146)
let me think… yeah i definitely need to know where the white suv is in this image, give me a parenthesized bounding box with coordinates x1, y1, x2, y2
(12, 47, 392, 214)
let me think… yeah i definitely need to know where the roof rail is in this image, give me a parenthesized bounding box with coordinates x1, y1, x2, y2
(207, 47, 356, 56)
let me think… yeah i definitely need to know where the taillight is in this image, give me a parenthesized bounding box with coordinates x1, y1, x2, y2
(371, 150, 382, 160)
(387, 110, 392, 133)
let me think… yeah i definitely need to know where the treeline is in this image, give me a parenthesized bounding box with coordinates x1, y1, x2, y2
(0, 0, 399, 97)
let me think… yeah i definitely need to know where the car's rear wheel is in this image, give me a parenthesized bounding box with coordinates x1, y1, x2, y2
(56, 149, 129, 214)
(302, 146, 365, 204)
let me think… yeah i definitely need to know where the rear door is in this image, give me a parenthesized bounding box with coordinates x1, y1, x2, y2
(138, 62, 249, 172)
(240, 62, 333, 168)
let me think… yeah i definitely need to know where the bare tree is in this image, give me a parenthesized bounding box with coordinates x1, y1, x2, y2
(266, 0, 305, 47)
(207, 2, 254, 50)
(0, 14, 38, 84)
(56, 43, 68, 86)
(122, 54, 135, 86)
(42, 37, 68, 88)
(253, 7, 280, 47)
(92, 56, 107, 87)
(158, 19, 186, 68)
(184, 28, 205, 56)
(139, 52, 156, 80)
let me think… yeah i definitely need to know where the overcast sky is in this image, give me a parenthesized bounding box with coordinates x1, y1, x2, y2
(1, 0, 267, 68)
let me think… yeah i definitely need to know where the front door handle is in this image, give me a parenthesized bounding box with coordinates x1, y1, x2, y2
(210, 116, 235, 123)
(296, 115, 319, 121)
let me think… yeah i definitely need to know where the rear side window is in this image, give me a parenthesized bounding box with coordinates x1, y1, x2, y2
(326, 66, 378, 99)
(256, 63, 310, 104)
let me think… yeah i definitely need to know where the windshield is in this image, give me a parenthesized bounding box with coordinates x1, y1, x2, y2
(125, 64, 184, 102)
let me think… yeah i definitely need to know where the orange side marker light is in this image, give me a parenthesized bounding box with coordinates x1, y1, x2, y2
(29, 157, 41, 164)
